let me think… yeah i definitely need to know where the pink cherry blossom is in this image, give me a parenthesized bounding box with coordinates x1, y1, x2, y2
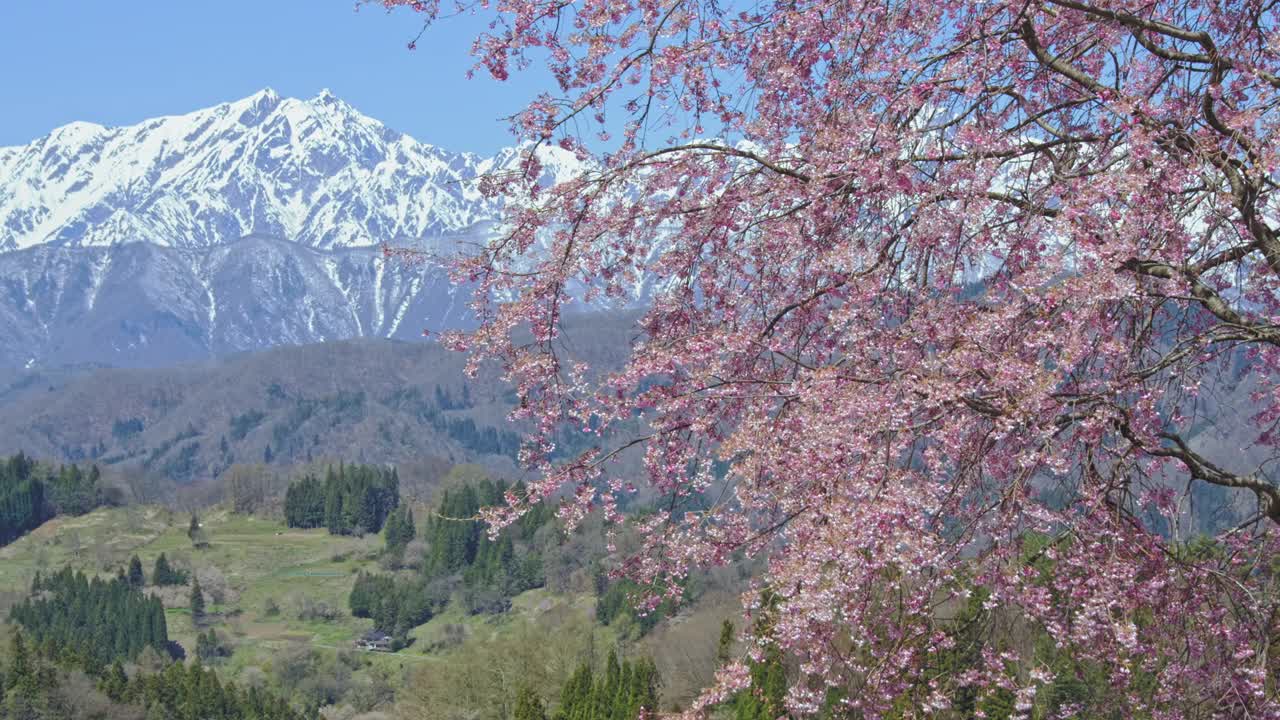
(377, 0, 1280, 715)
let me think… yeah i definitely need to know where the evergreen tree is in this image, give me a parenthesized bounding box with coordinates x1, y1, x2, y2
(297, 463, 401, 536)
(554, 664, 593, 720)
(189, 512, 209, 548)
(411, 476, 555, 614)
(128, 554, 145, 588)
(195, 630, 226, 663)
(190, 577, 206, 623)
(196, 630, 210, 662)
(1, 455, 109, 548)
(548, 651, 660, 720)
(729, 593, 786, 720)
(515, 686, 548, 720)
(8, 567, 168, 668)
(48, 463, 102, 516)
(323, 467, 344, 534)
(3, 623, 311, 720)
(154, 552, 171, 583)
(384, 508, 402, 552)
(717, 619, 735, 666)
(152, 552, 187, 586)
(0, 452, 49, 546)
(384, 505, 416, 555)
(732, 647, 785, 720)
(9, 630, 30, 683)
(101, 661, 129, 701)
(349, 571, 375, 618)
(596, 577, 671, 636)
(284, 474, 325, 528)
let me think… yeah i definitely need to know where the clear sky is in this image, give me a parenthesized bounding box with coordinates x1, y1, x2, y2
(0, 1, 550, 154)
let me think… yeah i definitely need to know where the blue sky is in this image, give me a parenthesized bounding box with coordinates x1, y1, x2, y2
(0, 1, 550, 154)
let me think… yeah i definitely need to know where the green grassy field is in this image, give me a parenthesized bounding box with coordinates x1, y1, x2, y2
(0, 506, 385, 663)
(0, 504, 606, 694)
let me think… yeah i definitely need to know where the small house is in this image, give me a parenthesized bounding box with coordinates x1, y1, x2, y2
(357, 630, 393, 652)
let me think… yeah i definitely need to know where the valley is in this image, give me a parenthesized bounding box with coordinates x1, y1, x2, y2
(0, 460, 740, 719)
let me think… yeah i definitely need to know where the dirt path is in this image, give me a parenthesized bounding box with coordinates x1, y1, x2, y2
(251, 636, 437, 662)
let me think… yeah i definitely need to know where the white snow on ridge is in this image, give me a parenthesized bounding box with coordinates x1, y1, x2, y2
(0, 89, 588, 254)
(0, 90, 660, 369)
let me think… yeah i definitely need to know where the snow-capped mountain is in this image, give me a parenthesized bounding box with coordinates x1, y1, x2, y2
(0, 89, 591, 367)
(0, 88, 578, 251)
(0, 236, 484, 369)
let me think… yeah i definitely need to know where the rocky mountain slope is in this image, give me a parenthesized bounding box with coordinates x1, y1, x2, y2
(0, 236, 477, 368)
(0, 90, 589, 368)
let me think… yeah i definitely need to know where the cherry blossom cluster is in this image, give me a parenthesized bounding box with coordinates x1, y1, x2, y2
(377, 0, 1280, 715)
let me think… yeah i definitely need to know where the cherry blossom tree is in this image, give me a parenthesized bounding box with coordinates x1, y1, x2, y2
(379, 0, 1279, 715)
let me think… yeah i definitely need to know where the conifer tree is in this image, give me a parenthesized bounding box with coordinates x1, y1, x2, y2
(9, 630, 30, 683)
(152, 552, 185, 586)
(9, 567, 169, 668)
(128, 554, 145, 588)
(717, 620, 734, 666)
(190, 577, 206, 623)
(284, 474, 325, 528)
(515, 686, 548, 720)
(0, 452, 49, 546)
(401, 506, 415, 546)
(384, 507, 403, 552)
(602, 649, 622, 719)
(3, 612, 307, 720)
(187, 511, 211, 549)
(102, 661, 129, 701)
(554, 664, 593, 720)
(733, 647, 785, 720)
(323, 467, 344, 534)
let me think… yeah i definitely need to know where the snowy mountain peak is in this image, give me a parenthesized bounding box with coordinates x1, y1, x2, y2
(47, 120, 107, 145)
(312, 87, 340, 104)
(0, 91, 625, 368)
(0, 89, 510, 252)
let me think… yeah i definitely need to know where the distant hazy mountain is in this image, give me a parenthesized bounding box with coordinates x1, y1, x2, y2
(0, 316, 639, 486)
(0, 89, 591, 367)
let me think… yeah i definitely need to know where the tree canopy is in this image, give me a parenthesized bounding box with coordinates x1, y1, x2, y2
(0, 453, 106, 546)
(379, 0, 1280, 715)
(9, 566, 168, 668)
(284, 463, 400, 536)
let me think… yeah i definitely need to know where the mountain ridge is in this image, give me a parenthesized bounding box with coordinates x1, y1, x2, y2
(0, 87, 585, 252)
(0, 235, 477, 368)
(0, 318, 639, 488)
(0, 89, 598, 368)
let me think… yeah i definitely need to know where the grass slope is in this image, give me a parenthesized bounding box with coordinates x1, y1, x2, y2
(0, 505, 608, 700)
(0, 506, 380, 658)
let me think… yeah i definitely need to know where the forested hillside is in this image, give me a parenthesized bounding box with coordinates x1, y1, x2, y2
(0, 455, 1169, 720)
(0, 452, 751, 719)
(344, 475, 557, 643)
(283, 464, 400, 535)
(0, 316, 639, 494)
(0, 453, 111, 546)
(9, 567, 169, 666)
(0, 627, 309, 720)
